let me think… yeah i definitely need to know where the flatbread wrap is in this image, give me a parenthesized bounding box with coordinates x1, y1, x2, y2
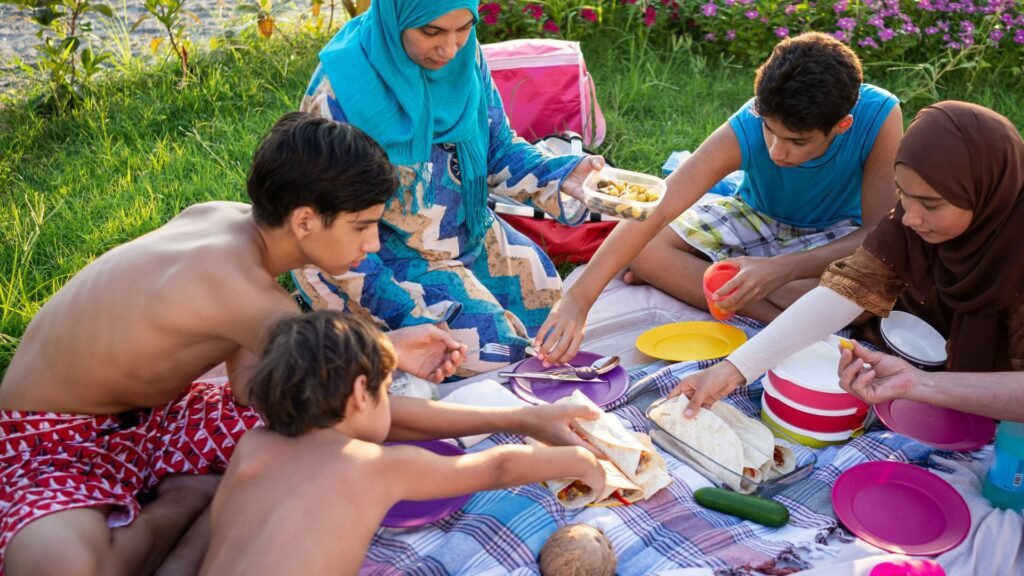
(648, 395, 746, 492)
(559, 391, 659, 486)
(709, 401, 775, 485)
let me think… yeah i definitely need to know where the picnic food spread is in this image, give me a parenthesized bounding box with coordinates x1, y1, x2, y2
(539, 524, 616, 576)
(594, 178, 661, 203)
(648, 395, 795, 493)
(538, 391, 672, 507)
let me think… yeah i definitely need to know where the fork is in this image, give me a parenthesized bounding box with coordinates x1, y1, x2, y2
(466, 342, 512, 359)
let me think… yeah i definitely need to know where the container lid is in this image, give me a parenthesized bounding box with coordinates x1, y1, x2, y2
(770, 335, 847, 394)
(762, 373, 860, 417)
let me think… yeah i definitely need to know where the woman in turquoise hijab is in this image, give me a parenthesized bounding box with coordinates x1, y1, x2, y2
(293, 0, 603, 376)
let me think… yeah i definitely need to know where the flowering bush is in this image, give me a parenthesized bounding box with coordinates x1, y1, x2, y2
(475, 0, 1024, 70)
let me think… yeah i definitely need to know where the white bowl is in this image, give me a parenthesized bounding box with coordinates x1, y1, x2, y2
(880, 311, 947, 365)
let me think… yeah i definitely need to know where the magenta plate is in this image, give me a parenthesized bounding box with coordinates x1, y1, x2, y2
(381, 440, 470, 528)
(510, 351, 629, 407)
(832, 461, 970, 555)
(874, 398, 996, 451)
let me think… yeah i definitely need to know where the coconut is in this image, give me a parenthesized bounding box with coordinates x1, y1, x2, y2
(538, 524, 616, 576)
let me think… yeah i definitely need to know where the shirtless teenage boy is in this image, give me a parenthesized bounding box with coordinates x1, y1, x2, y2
(0, 112, 601, 576)
(200, 311, 605, 576)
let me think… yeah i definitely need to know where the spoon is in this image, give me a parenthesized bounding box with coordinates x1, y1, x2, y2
(525, 346, 620, 380)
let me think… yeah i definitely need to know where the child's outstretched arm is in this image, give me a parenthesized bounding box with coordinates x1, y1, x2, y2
(383, 444, 605, 503)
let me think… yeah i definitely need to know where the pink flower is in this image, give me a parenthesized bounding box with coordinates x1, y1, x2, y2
(784, 4, 797, 15)
(620, 0, 638, 4)
(542, 19, 561, 33)
(832, 30, 849, 42)
(701, 3, 717, 17)
(726, 29, 736, 40)
(581, 8, 597, 22)
(643, 6, 656, 26)
(744, 9, 759, 19)
(775, 27, 790, 38)
(479, 2, 501, 16)
(989, 29, 1004, 43)
(879, 28, 895, 41)
(523, 4, 544, 20)
(704, 32, 717, 41)
(482, 12, 498, 25)
(833, 0, 848, 12)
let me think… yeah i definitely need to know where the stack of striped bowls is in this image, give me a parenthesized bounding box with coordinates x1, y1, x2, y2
(761, 336, 869, 448)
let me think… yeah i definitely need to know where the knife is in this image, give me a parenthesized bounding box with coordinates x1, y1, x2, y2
(497, 371, 606, 384)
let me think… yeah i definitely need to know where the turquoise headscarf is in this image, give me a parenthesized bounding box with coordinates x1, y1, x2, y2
(319, 0, 491, 242)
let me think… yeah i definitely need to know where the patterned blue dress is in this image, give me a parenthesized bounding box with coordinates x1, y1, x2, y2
(293, 48, 588, 376)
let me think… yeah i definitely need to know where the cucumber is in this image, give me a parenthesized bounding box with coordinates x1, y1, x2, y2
(693, 487, 790, 527)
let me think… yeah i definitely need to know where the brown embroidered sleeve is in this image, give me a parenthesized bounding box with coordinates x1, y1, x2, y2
(1008, 296, 1024, 371)
(819, 247, 906, 318)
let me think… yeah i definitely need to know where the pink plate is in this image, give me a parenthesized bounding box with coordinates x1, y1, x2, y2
(381, 440, 470, 528)
(874, 398, 996, 451)
(510, 351, 629, 407)
(832, 461, 970, 556)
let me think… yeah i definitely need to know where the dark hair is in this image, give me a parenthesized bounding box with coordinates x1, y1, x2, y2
(754, 32, 863, 134)
(248, 311, 398, 437)
(247, 112, 399, 227)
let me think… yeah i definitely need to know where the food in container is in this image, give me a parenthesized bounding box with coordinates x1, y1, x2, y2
(646, 396, 815, 496)
(581, 166, 667, 221)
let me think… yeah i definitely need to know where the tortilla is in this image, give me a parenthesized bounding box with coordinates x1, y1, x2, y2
(765, 443, 797, 479)
(558, 391, 658, 485)
(708, 401, 775, 487)
(630, 431, 673, 498)
(547, 477, 598, 509)
(648, 395, 746, 492)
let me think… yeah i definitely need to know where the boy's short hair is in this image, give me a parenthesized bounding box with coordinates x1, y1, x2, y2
(247, 112, 398, 227)
(754, 32, 863, 134)
(249, 311, 398, 437)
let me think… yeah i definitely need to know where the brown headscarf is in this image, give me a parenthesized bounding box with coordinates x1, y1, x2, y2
(864, 101, 1024, 371)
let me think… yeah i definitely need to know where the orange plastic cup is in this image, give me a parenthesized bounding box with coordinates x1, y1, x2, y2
(703, 262, 740, 321)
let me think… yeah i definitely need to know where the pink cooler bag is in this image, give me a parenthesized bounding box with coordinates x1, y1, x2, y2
(481, 39, 606, 147)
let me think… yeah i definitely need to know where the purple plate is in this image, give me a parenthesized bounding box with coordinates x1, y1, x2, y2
(509, 351, 629, 407)
(832, 461, 970, 555)
(381, 440, 470, 528)
(874, 398, 996, 451)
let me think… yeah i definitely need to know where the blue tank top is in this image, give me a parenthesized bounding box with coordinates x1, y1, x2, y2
(729, 83, 898, 228)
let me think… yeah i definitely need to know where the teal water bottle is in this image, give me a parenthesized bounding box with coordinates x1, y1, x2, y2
(982, 421, 1024, 511)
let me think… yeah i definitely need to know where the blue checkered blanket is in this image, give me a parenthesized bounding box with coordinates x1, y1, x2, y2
(359, 352, 975, 575)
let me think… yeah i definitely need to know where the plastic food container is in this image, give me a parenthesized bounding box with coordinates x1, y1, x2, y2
(880, 311, 947, 369)
(761, 399, 862, 449)
(768, 335, 869, 413)
(581, 166, 667, 221)
(646, 398, 816, 497)
(762, 383, 868, 434)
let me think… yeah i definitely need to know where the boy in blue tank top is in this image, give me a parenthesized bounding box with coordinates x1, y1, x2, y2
(534, 32, 902, 362)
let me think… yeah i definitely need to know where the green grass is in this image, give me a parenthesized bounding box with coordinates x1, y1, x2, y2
(2, 27, 1024, 375)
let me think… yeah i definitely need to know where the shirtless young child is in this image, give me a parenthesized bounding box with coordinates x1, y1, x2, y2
(200, 311, 605, 576)
(0, 112, 601, 576)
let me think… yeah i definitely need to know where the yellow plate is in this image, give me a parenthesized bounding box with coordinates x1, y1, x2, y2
(635, 321, 748, 362)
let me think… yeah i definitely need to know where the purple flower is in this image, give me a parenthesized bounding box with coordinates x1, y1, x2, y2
(701, 2, 717, 17)
(744, 9, 759, 19)
(580, 7, 597, 22)
(859, 36, 879, 48)
(726, 29, 737, 40)
(989, 28, 1004, 43)
(523, 3, 544, 20)
(542, 19, 561, 33)
(946, 40, 962, 49)
(902, 22, 920, 34)
(879, 28, 895, 41)
(837, 17, 857, 31)
(868, 15, 884, 27)
(775, 26, 790, 38)
(704, 32, 717, 41)
(643, 5, 656, 26)
(937, 20, 949, 31)
(832, 30, 849, 42)
(833, 0, 848, 13)
(1015, 29, 1024, 44)
(724, 0, 736, 6)
(925, 26, 940, 34)
(785, 4, 797, 15)
(960, 20, 975, 33)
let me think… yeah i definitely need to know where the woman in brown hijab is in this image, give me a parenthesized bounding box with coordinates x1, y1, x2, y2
(667, 101, 1024, 422)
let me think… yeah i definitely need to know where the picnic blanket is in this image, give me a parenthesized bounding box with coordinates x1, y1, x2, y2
(360, 355, 968, 576)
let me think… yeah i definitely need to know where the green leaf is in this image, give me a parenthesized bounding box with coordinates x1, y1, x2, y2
(129, 13, 149, 32)
(88, 3, 112, 16)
